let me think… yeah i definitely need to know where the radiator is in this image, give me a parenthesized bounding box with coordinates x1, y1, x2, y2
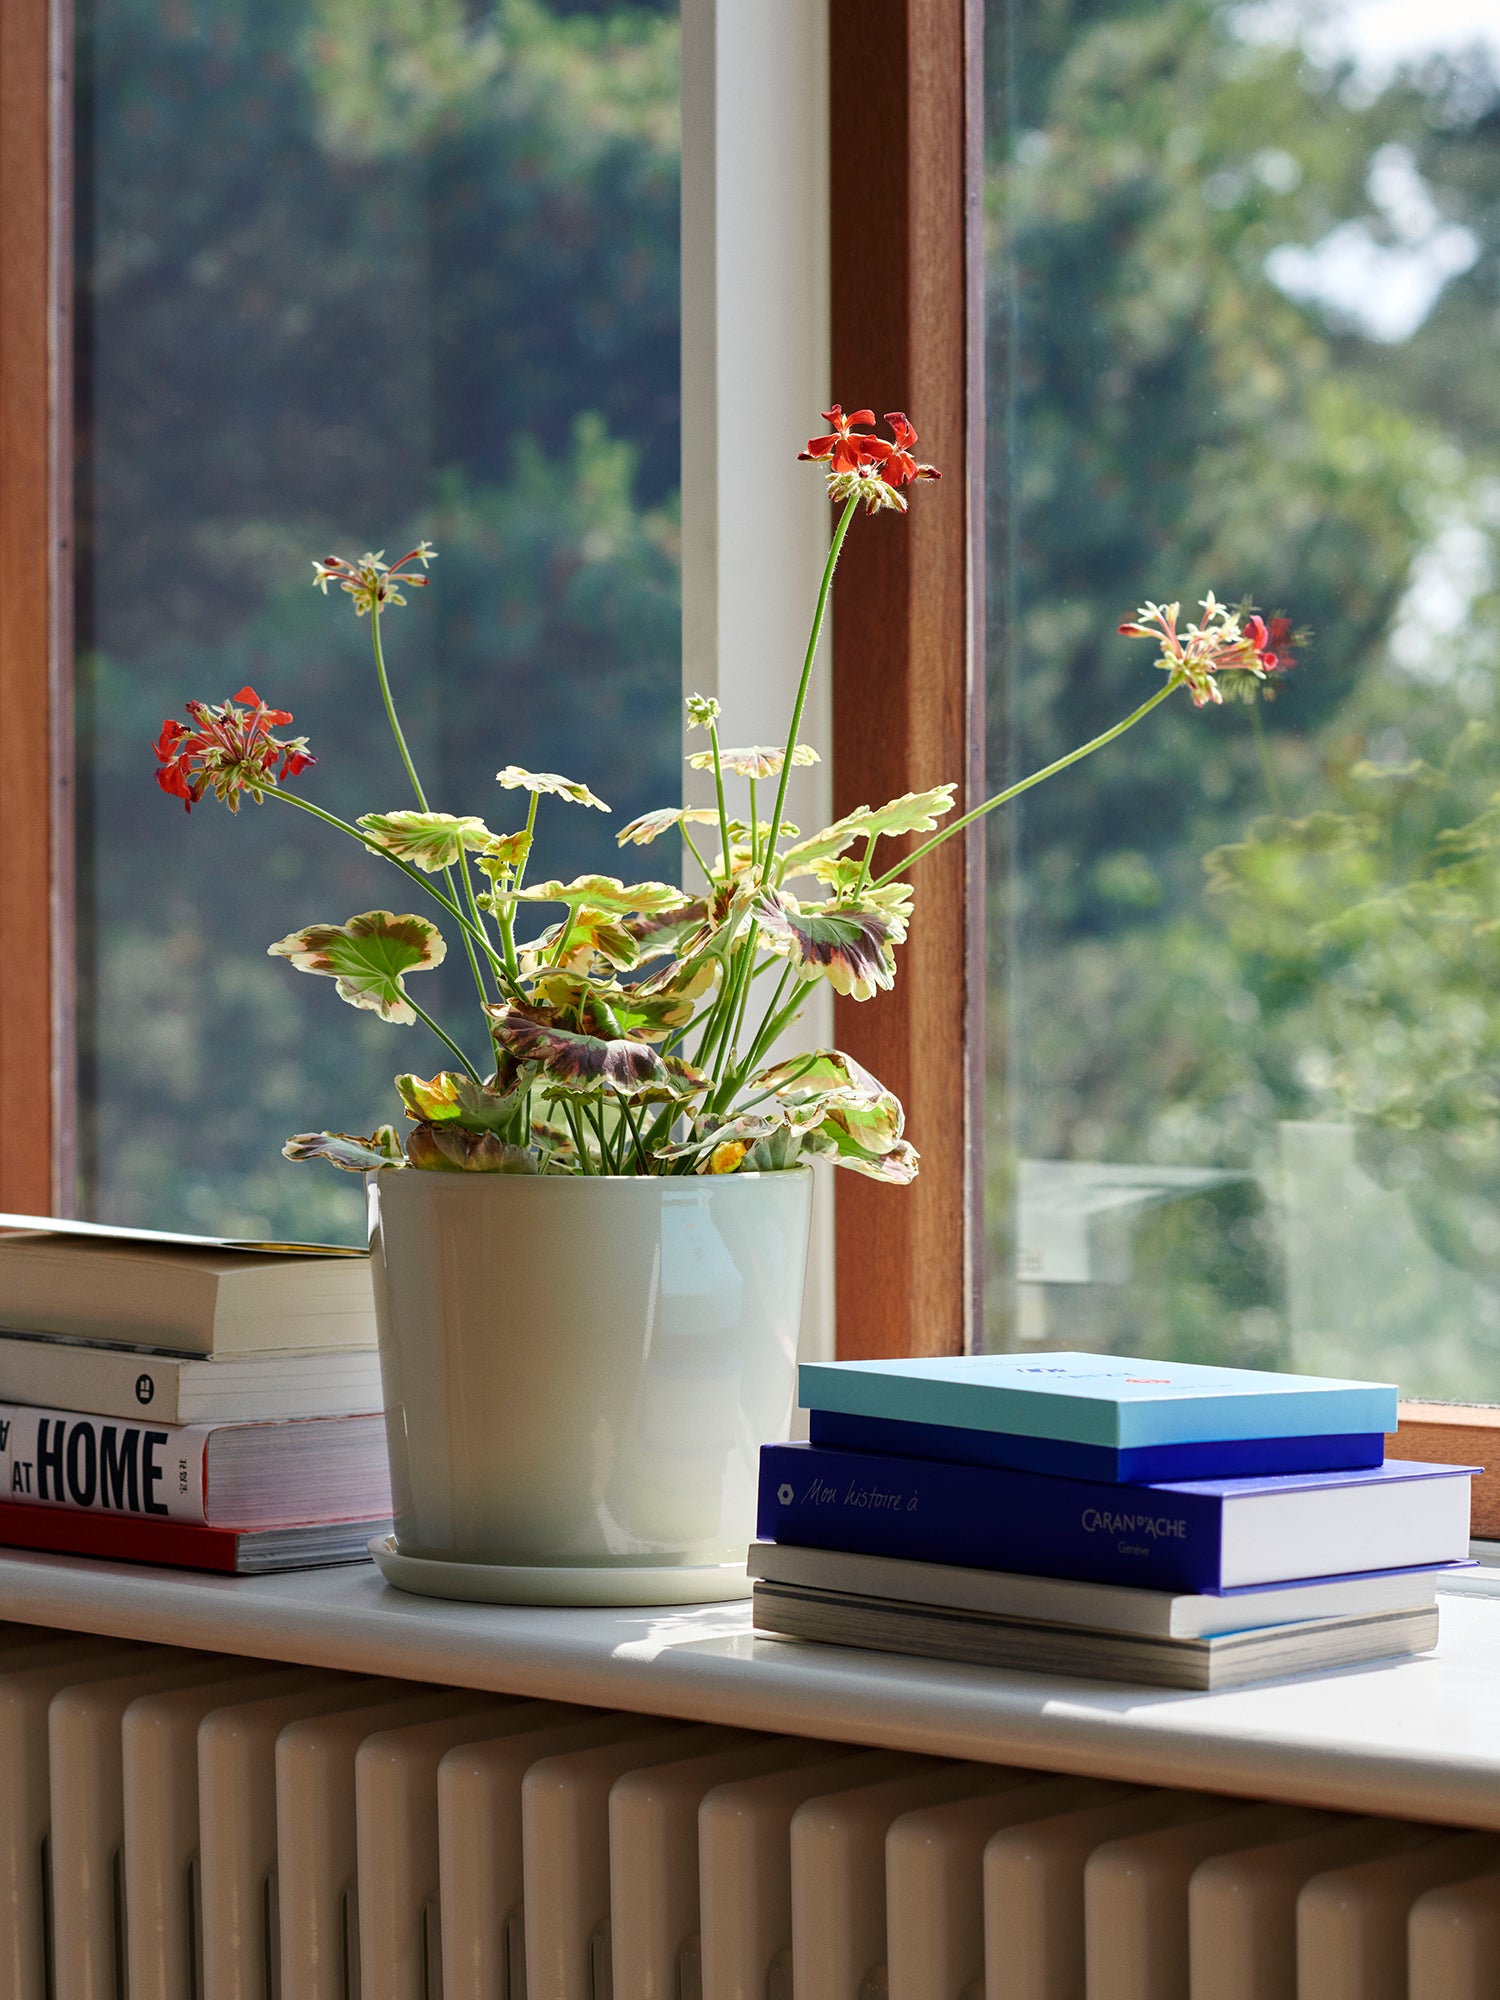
(2, 1621, 1498, 2000)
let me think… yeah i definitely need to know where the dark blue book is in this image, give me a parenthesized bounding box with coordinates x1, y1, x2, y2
(806, 1409, 1387, 1484)
(758, 1442, 1475, 1594)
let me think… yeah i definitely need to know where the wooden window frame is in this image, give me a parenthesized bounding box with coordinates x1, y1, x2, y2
(827, 0, 986, 1359)
(0, 0, 72, 1218)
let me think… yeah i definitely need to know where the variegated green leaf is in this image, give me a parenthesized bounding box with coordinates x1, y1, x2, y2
(267, 911, 446, 1023)
(686, 743, 820, 778)
(496, 765, 609, 811)
(510, 875, 690, 915)
(281, 1127, 405, 1172)
(828, 1138, 919, 1184)
(657, 1112, 809, 1175)
(405, 1123, 537, 1172)
(356, 811, 496, 872)
(519, 907, 642, 972)
(488, 1004, 708, 1099)
(394, 1071, 525, 1134)
(752, 892, 897, 1001)
(749, 1050, 900, 1141)
(782, 785, 956, 872)
(473, 829, 534, 885)
(616, 805, 720, 848)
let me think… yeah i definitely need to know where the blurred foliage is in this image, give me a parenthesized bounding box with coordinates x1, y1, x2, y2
(76, 0, 680, 1236)
(985, 0, 1500, 1378)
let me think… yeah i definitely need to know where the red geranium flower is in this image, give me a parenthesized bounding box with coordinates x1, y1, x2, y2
(878, 413, 941, 489)
(798, 406, 891, 475)
(1245, 614, 1298, 675)
(154, 686, 315, 813)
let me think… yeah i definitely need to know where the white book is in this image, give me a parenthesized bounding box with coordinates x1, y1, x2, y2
(746, 1539, 1461, 1639)
(0, 1330, 382, 1423)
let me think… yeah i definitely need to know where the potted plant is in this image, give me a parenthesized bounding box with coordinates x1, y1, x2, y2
(155, 408, 1287, 1602)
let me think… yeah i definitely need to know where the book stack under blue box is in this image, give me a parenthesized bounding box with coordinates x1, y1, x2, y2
(752, 1353, 1477, 1690)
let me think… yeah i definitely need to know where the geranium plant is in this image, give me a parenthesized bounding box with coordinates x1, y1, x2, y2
(155, 408, 1289, 1180)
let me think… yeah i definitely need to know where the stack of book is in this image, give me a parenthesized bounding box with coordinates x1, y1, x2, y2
(0, 1214, 392, 1573)
(753, 1353, 1477, 1690)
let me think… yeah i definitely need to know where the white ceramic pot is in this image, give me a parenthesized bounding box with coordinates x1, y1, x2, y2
(366, 1166, 811, 1602)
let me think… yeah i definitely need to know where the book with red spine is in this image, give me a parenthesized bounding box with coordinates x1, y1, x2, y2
(0, 1499, 388, 1573)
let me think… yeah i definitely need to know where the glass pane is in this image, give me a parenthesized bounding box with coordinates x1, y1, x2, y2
(74, 0, 681, 1240)
(985, 0, 1500, 1393)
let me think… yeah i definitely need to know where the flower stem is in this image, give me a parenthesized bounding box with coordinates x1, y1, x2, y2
(370, 603, 429, 810)
(681, 828, 714, 887)
(763, 492, 860, 880)
(871, 678, 1180, 890)
(708, 721, 732, 882)
(562, 1099, 595, 1173)
(369, 602, 498, 1017)
(738, 962, 796, 1079)
(1250, 700, 1284, 814)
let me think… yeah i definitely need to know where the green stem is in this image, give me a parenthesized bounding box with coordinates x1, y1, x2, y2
(370, 603, 429, 810)
(730, 979, 813, 1089)
(682, 828, 715, 888)
(369, 603, 496, 1018)
(621, 1095, 651, 1174)
(708, 721, 733, 881)
(871, 678, 1180, 890)
(1250, 700, 1284, 815)
(405, 997, 482, 1081)
(511, 792, 541, 898)
(764, 492, 860, 881)
(562, 1099, 595, 1174)
(586, 1099, 616, 1175)
(748, 776, 759, 873)
(855, 829, 879, 894)
(696, 938, 752, 1083)
(457, 857, 501, 997)
(495, 793, 540, 987)
(738, 963, 796, 1078)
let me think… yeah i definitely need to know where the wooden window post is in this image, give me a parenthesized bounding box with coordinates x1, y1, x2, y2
(0, 0, 71, 1214)
(829, 0, 985, 1358)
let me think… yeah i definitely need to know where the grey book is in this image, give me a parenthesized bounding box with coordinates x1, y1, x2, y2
(0, 1215, 373, 1357)
(748, 1539, 1457, 1639)
(751, 1581, 1441, 1692)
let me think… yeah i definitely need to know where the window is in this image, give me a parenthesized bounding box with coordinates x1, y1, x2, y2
(984, 0, 1500, 1395)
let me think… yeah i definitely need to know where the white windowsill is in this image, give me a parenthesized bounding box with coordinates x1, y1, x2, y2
(1, 1551, 1498, 1830)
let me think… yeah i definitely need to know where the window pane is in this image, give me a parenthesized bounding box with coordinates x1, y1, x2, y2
(985, 0, 1500, 1392)
(74, 0, 681, 1239)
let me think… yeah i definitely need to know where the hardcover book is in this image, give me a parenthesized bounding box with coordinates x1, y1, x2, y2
(805, 1409, 1387, 1483)
(758, 1441, 1475, 1593)
(0, 1403, 390, 1528)
(0, 1331, 383, 1425)
(746, 1539, 1463, 1639)
(0, 1499, 388, 1574)
(797, 1352, 1398, 1449)
(0, 1214, 373, 1357)
(750, 1583, 1441, 1692)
